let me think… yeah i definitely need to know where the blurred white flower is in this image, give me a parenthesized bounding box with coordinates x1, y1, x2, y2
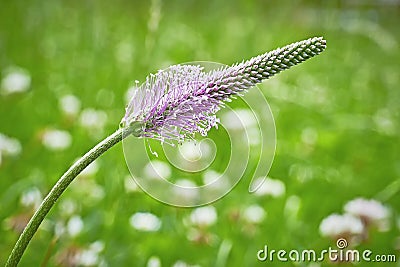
(129, 212, 161, 232)
(59, 199, 78, 216)
(202, 169, 221, 185)
(247, 127, 261, 146)
(253, 177, 285, 197)
(147, 256, 161, 267)
(144, 160, 171, 180)
(42, 129, 72, 151)
(175, 179, 196, 188)
(373, 108, 395, 136)
(79, 108, 108, 130)
(89, 241, 105, 253)
(76, 242, 104, 267)
(124, 175, 139, 192)
(202, 169, 228, 190)
(67, 215, 84, 237)
(20, 187, 42, 210)
(70, 179, 105, 202)
(77, 249, 99, 266)
(344, 198, 390, 226)
(179, 142, 204, 161)
(243, 204, 266, 224)
(173, 179, 199, 202)
(221, 109, 257, 130)
(54, 221, 66, 238)
(1, 67, 31, 95)
(59, 94, 81, 116)
(172, 261, 187, 267)
(301, 127, 318, 145)
(89, 184, 105, 200)
(190, 206, 217, 227)
(172, 260, 200, 267)
(319, 213, 363, 238)
(0, 133, 22, 156)
(186, 227, 201, 242)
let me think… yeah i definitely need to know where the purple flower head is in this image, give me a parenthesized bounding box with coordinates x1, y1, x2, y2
(121, 37, 326, 143)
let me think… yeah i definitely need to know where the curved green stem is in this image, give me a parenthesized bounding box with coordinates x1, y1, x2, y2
(6, 128, 128, 266)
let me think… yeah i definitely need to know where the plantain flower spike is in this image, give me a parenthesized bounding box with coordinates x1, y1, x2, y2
(121, 37, 326, 143)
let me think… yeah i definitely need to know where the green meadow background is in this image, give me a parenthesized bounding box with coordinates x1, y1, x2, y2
(1, 0, 399, 266)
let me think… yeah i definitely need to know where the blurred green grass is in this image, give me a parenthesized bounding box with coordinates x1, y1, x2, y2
(1, 0, 399, 266)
